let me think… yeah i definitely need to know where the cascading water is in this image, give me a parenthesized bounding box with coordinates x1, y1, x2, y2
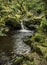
(0, 20, 34, 65)
(19, 20, 31, 32)
(20, 20, 25, 30)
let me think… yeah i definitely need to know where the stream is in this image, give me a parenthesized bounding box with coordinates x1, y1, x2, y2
(0, 21, 34, 65)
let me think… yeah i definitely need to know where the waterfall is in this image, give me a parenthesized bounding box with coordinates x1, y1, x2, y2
(18, 20, 31, 32)
(20, 20, 25, 30)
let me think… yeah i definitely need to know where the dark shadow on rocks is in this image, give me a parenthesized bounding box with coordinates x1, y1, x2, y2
(4, 17, 21, 30)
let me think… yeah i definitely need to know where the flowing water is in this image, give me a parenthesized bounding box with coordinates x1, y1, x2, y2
(20, 20, 25, 30)
(0, 21, 34, 65)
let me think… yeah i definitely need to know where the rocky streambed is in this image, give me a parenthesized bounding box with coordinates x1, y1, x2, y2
(0, 30, 34, 65)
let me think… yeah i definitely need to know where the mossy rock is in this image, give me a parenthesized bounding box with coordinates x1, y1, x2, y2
(21, 60, 34, 65)
(12, 56, 24, 65)
(24, 21, 37, 30)
(31, 32, 45, 43)
(37, 45, 47, 57)
(0, 26, 9, 36)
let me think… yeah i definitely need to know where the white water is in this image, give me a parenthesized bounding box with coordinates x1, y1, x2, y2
(18, 20, 31, 32)
(13, 32, 31, 54)
(0, 20, 34, 65)
(0, 22, 34, 65)
(20, 20, 25, 30)
(12, 20, 34, 54)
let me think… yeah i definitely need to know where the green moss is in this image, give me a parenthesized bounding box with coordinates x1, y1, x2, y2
(12, 56, 24, 65)
(40, 17, 47, 32)
(31, 32, 45, 43)
(21, 60, 34, 65)
(37, 45, 47, 57)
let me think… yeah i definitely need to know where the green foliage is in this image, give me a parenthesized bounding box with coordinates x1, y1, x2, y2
(37, 45, 47, 57)
(31, 33, 45, 43)
(40, 17, 47, 32)
(21, 60, 34, 65)
(0, 0, 44, 19)
(0, 0, 47, 64)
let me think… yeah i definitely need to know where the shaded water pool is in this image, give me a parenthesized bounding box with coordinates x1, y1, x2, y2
(0, 31, 34, 65)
